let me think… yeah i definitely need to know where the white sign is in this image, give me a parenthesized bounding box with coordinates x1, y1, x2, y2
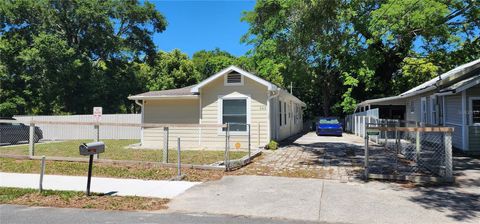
(93, 107, 102, 122)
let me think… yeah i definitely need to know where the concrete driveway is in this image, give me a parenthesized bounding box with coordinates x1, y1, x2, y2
(168, 132, 480, 223)
(166, 175, 479, 223)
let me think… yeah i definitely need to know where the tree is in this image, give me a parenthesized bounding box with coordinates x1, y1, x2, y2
(192, 48, 238, 79)
(242, 0, 480, 117)
(142, 49, 200, 91)
(0, 0, 167, 116)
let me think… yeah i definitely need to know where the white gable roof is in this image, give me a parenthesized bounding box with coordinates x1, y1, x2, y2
(190, 65, 278, 93)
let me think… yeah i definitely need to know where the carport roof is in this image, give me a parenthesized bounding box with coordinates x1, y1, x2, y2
(357, 58, 480, 107)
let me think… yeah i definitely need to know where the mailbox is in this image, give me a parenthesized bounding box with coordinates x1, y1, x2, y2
(79, 141, 105, 156)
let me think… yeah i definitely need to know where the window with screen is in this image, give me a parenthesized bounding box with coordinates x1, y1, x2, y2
(222, 99, 247, 131)
(284, 102, 287, 125)
(472, 99, 480, 125)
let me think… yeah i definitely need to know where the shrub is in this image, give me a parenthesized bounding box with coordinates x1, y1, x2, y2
(265, 140, 278, 150)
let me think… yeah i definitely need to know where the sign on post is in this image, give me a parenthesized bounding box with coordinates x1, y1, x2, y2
(93, 107, 102, 122)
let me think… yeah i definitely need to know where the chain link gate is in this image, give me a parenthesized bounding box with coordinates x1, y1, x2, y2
(364, 122, 454, 183)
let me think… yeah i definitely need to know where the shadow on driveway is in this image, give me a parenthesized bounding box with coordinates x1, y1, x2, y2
(406, 155, 480, 222)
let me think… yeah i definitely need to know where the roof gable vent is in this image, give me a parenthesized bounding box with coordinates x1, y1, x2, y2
(225, 72, 243, 86)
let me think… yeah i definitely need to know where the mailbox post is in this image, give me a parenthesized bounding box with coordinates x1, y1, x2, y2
(79, 142, 105, 196)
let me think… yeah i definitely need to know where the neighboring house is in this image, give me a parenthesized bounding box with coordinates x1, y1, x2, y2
(357, 59, 480, 154)
(128, 65, 306, 149)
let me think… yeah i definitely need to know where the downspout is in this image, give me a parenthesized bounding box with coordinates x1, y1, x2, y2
(268, 90, 281, 141)
(134, 99, 144, 145)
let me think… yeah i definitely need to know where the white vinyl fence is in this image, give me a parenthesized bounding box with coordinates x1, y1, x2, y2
(345, 108, 379, 138)
(14, 114, 141, 140)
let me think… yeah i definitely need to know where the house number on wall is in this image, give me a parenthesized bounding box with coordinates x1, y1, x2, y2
(259, 105, 266, 111)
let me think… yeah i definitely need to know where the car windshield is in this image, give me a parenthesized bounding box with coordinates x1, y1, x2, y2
(319, 118, 339, 124)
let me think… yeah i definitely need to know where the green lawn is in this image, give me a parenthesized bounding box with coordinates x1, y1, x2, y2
(0, 187, 169, 210)
(0, 158, 225, 182)
(0, 139, 246, 165)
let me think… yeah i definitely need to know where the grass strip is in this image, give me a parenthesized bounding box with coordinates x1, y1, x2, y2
(0, 187, 169, 211)
(0, 139, 247, 165)
(0, 158, 224, 182)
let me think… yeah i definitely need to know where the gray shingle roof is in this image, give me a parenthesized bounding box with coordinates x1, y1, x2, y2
(129, 85, 196, 99)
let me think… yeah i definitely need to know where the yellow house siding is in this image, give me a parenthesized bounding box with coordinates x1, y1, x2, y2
(200, 76, 269, 148)
(142, 99, 200, 148)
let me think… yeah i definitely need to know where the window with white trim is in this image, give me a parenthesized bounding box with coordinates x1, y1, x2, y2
(279, 101, 282, 126)
(410, 100, 415, 113)
(224, 72, 243, 86)
(222, 99, 247, 131)
(430, 96, 437, 125)
(421, 97, 427, 124)
(472, 98, 480, 125)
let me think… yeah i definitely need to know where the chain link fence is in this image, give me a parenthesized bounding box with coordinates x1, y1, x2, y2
(0, 119, 259, 171)
(364, 121, 453, 182)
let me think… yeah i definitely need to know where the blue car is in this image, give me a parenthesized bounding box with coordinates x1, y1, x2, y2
(316, 117, 343, 136)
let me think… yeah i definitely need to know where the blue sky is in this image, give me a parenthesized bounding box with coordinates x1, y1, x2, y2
(152, 0, 256, 57)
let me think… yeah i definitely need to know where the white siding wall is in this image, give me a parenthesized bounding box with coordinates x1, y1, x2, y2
(275, 91, 304, 141)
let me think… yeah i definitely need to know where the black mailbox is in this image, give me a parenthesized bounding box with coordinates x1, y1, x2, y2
(79, 141, 105, 156)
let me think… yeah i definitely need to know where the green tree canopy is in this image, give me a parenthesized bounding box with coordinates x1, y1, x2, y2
(242, 0, 480, 117)
(0, 0, 166, 116)
(142, 49, 200, 91)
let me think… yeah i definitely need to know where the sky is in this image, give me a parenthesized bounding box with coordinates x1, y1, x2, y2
(152, 0, 256, 57)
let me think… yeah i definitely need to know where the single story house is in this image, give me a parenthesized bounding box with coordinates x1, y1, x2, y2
(128, 65, 306, 149)
(357, 59, 480, 154)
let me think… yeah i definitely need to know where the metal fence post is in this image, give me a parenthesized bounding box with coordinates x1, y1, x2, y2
(163, 127, 169, 163)
(39, 155, 46, 192)
(444, 132, 453, 181)
(29, 123, 35, 157)
(224, 123, 230, 171)
(415, 130, 421, 162)
(248, 124, 251, 160)
(177, 137, 181, 177)
(364, 133, 369, 181)
(94, 124, 100, 159)
(395, 128, 399, 155)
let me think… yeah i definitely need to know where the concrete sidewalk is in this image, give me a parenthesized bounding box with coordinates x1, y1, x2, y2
(167, 175, 480, 224)
(0, 172, 200, 198)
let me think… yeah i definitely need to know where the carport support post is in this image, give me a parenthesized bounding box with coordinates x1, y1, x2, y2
(364, 134, 369, 181)
(163, 127, 169, 163)
(444, 132, 453, 181)
(29, 123, 35, 157)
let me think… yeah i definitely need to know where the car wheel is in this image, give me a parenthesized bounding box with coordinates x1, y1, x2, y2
(34, 135, 40, 143)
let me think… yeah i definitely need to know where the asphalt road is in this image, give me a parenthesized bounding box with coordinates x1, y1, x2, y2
(0, 205, 323, 224)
